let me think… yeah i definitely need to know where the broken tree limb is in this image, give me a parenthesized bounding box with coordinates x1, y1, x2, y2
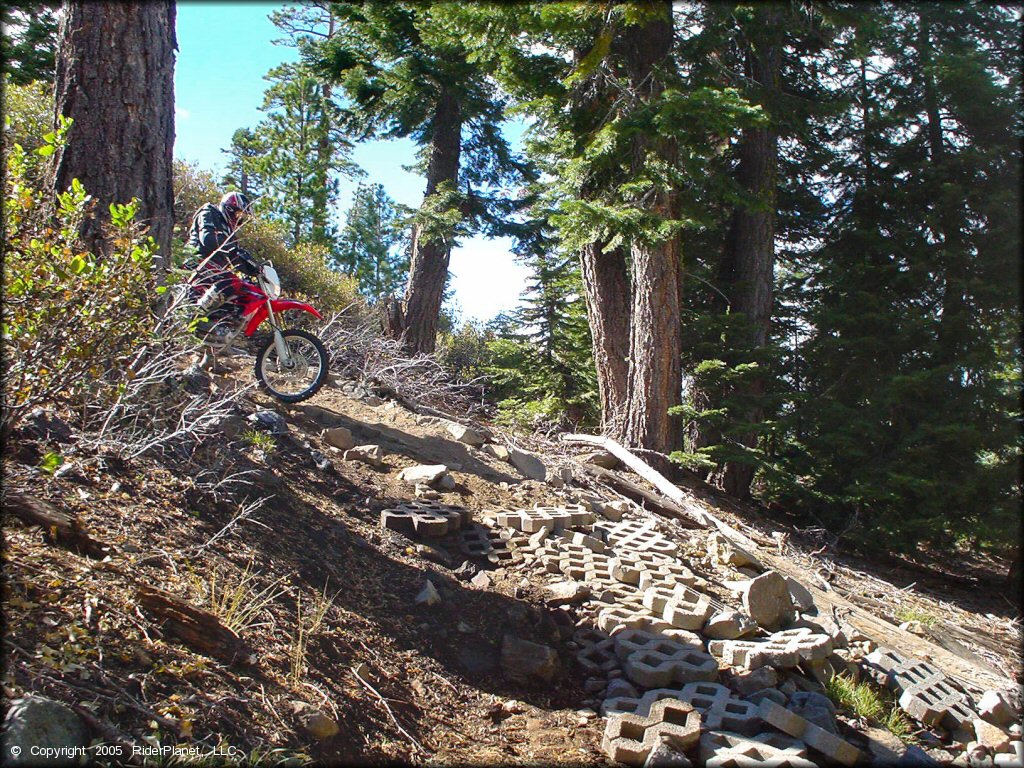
(4, 490, 112, 558)
(563, 433, 757, 549)
(136, 585, 255, 665)
(582, 463, 705, 529)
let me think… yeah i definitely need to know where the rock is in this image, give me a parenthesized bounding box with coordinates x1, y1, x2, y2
(500, 636, 559, 683)
(310, 450, 332, 471)
(471, 571, 491, 590)
(730, 666, 779, 697)
(605, 678, 640, 699)
(454, 561, 478, 581)
(548, 475, 565, 489)
(2, 696, 89, 765)
(742, 570, 794, 630)
(900, 620, 927, 635)
(708, 532, 762, 570)
(703, 610, 757, 640)
(584, 450, 619, 469)
(978, 691, 1016, 728)
(603, 500, 632, 521)
(415, 484, 440, 500)
(507, 447, 547, 481)
(584, 678, 607, 694)
(643, 739, 693, 768)
(415, 580, 441, 606)
(322, 426, 355, 451)
(248, 410, 289, 435)
(746, 688, 788, 707)
(215, 413, 248, 439)
(344, 444, 384, 468)
(974, 720, 1011, 753)
(24, 408, 74, 443)
(527, 528, 549, 551)
(967, 742, 994, 768)
(416, 544, 452, 567)
(544, 580, 591, 606)
(899, 745, 944, 766)
(298, 710, 339, 740)
(785, 577, 815, 612)
(483, 444, 510, 461)
(398, 464, 449, 486)
(788, 691, 838, 734)
(436, 473, 458, 491)
(362, 395, 383, 406)
(502, 699, 524, 714)
(558, 467, 573, 483)
(446, 421, 486, 447)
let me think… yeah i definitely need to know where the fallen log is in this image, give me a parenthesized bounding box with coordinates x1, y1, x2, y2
(563, 433, 757, 549)
(581, 463, 705, 529)
(136, 585, 255, 665)
(4, 490, 111, 558)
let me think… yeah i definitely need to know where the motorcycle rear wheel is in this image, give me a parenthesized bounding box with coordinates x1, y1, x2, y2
(254, 329, 329, 403)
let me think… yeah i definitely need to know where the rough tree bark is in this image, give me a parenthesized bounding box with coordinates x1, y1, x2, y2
(579, 241, 631, 439)
(703, 5, 782, 499)
(387, 88, 462, 355)
(618, 3, 682, 454)
(51, 1, 176, 270)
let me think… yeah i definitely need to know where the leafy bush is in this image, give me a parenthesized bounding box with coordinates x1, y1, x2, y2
(495, 396, 567, 434)
(2, 121, 160, 437)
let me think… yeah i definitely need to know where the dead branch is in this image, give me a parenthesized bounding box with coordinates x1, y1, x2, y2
(136, 585, 255, 665)
(581, 463, 705, 529)
(352, 664, 426, 755)
(3, 490, 112, 558)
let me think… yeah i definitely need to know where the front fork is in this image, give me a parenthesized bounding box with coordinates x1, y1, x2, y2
(267, 301, 294, 367)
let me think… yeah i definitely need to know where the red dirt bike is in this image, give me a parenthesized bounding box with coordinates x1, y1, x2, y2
(174, 261, 330, 403)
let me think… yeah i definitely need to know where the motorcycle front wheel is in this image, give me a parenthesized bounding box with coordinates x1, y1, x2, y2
(254, 329, 329, 403)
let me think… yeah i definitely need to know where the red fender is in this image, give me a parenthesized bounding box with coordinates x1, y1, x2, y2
(243, 299, 323, 337)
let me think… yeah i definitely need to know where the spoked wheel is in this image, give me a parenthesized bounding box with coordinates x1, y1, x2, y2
(254, 329, 329, 403)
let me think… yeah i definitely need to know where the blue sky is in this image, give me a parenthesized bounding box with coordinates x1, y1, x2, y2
(174, 1, 529, 324)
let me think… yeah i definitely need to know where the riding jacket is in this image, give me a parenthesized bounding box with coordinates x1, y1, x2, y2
(185, 203, 260, 277)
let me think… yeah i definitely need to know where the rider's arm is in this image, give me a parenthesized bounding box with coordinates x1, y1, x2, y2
(231, 247, 261, 278)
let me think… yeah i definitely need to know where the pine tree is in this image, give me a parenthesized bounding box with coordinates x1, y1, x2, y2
(336, 182, 408, 301)
(1, 1, 60, 85)
(221, 128, 268, 201)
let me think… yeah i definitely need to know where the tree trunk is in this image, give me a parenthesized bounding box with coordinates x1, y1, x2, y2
(579, 241, 631, 439)
(709, 6, 782, 499)
(618, 2, 682, 454)
(51, 1, 176, 270)
(392, 88, 462, 354)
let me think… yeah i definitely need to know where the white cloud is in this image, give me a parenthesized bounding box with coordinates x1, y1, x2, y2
(175, 107, 191, 120)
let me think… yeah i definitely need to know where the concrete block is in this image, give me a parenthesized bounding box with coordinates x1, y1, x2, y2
(615, 631, 717, 688)
(678, 681, 762, 735)
(643, 585, 714, 631)
(574, 628, 621, 675)
(380, 501, 468, 537)
(700, 730, 815, 768)
(638, 560, 697, 592)
(864, 647, 979, 730)
(602, 699, 702, 767)
(758, 699, 863, 767)
(711, 628, 832, 671)
(599, 519, 678, 557)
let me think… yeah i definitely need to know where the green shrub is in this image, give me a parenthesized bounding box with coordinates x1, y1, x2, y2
(495, 396, 567, 434)
(3, 121, 160, 438)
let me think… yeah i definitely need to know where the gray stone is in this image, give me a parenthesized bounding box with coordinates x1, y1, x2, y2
(584, 451, 619, 469)
(248, 410, 289, 434)
(3, 696, 89, 765)
(747, 688, 789, 707)
(310, 450, 332, 471)
(24, 408, 74, 443)
(436, 473, 458, 491)
(708, 532, 762, 570)
(453, 561, 478, 581)
(446, 421, 486, 447)
(605, 678, 640, 700)
(322, 426, 355, 451)
(545, 581, 591, 606)
(501, 636, 560, 683)
(416, 544, 452, 567)
(730, 666, 779, 697)
(344, 444, 384, 468)
(483, 444, 510, 461)
(415, 580, 441, 606)
(789, 691, 838, 734)
(978, 691, 1016, 728)
(508, 447, 547, 481)
(703, 610, 757, 640)
(298, 709, 339, 740)
(786, 577, 815, 612)
(742, 571, 795, 630)
(398, 464, 449, 486)
(974, 720, 1011, 753)
(643, 738, 693, 768)
(471, 571, 491, 589)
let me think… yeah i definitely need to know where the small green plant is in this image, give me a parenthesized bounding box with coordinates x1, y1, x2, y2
(289, 582, 336, 685)
(241, 428, 277, 455)
(894, 606, 938, 628)
(825, 674, 916, 742)
(188, 560, 288, 635)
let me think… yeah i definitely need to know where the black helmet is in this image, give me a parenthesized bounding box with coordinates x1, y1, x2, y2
(219, 191, 252, 226)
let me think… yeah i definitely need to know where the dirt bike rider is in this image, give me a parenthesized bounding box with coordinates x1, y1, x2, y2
(184, 191, 262, 331)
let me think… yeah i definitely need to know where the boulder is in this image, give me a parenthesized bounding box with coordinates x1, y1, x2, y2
(544, 581, 591, 606)
(500, 636, 560, 683)
(507, 447, 547, 481)
(471, 571, 491, 590)
(296, 706, 339, 741)
(788, 691, 838, 734)
(729, 666, 779, 697)
(322, 426, 355, 451)
(398, 464, 449, 486)
(703, 610, 757, 640)
(583, 450, 619, 469)
(446, 422, 486, 447)
(436, 473, 458, 491)
(415, 580, 441, 606)
(785, 576, 815, 612)
(344, 445, 384, 468)
(708, 532, 762, 570)
(605, 678, 640, 699)
(483, 444, 510, 461)
(3, 696, 89, 765)
(453, 561, 478, 581)
(974, 720, 1011, 753)
(978, 691, 1016, 728)
(248, 410, 289, 435)
(742, 570, 794, 630)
